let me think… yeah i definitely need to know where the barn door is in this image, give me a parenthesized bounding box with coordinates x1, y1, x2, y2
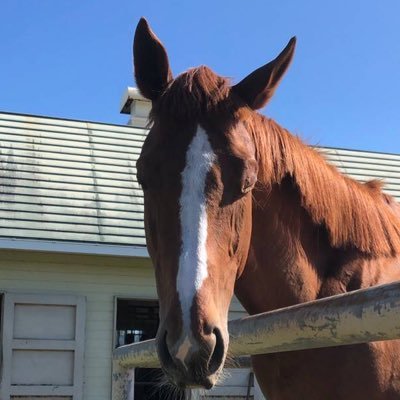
(0, 293, 86, 400)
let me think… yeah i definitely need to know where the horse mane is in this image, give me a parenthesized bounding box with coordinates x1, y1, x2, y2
(248, 115, 400, 256)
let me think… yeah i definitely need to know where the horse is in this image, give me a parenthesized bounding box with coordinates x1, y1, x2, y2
(133, 17, 400, 399)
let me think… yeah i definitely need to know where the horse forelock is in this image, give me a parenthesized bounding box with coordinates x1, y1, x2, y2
(150, 66, 233, 123)
(246, 114, 400, 257)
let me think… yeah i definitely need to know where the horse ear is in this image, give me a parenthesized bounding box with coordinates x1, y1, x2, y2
(232, 37, 296, 110)
(133, 18, 173, 101)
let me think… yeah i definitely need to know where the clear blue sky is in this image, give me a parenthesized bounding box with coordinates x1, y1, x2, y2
(1, 0, 399, 153)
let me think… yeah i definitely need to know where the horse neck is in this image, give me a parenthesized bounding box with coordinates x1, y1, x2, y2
(236, 117, 342, 313)
(235, 116, 400, 315)
(235, 176, 336, 314)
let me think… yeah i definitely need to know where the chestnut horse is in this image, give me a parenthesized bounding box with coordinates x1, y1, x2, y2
(134, 18, 400, 399)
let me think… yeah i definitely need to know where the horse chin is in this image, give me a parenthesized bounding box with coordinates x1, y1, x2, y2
(176, 376, 218, 391)
(165, 366, 223, 391)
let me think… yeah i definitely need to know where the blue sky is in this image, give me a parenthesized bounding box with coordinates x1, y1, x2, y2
(1, 0, 399, 152)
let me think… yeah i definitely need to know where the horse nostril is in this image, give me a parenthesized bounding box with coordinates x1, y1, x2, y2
(158, 330, 175, 370)
(208, 327, 225, 374)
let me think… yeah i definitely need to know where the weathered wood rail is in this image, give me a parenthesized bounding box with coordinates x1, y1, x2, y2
(112, 281, 400, 399)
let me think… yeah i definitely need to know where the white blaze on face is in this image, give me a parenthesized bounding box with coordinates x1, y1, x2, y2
(175, 125, 215, 362)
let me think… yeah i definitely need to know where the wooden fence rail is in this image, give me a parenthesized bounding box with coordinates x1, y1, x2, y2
(112, 281, 400, 399)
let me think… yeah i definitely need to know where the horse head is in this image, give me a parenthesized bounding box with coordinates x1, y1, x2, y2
(134, 17, 295, 389)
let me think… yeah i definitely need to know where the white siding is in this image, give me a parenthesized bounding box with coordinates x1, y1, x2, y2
(0, 250, 156, 400)
(0, 250, 245, 400)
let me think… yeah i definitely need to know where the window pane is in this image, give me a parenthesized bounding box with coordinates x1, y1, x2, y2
(115, 299, 185, 400)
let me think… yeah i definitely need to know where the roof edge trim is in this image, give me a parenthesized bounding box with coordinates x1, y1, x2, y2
(0, 238, 149, 258)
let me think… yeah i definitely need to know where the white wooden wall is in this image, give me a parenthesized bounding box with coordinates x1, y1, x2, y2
(0, 251, 155, 400)
(0, 250, 248, 400)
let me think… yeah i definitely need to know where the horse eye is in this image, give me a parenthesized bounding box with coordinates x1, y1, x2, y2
(241, 158, 258, 194)
(241, 176, 254, 193)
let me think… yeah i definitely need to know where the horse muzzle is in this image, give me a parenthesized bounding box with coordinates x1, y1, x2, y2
(156, 325, 227, 389)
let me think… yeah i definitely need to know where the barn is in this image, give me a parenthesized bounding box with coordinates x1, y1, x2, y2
(1, 89, 399, 400)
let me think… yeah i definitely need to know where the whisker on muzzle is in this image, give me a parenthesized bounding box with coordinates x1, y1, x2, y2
(154, 373, 187, 399)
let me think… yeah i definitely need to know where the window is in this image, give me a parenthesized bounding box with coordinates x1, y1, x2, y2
(116, 299, 159, 346)
(115, 299, 185, 400)
(115, 298, 261, 399)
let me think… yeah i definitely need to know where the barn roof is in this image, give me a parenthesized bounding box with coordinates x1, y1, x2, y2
(0, 112, 146, 256)
(1, 111, 400, 257)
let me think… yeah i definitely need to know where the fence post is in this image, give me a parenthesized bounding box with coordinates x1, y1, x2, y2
(112, 360, 135, 400)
